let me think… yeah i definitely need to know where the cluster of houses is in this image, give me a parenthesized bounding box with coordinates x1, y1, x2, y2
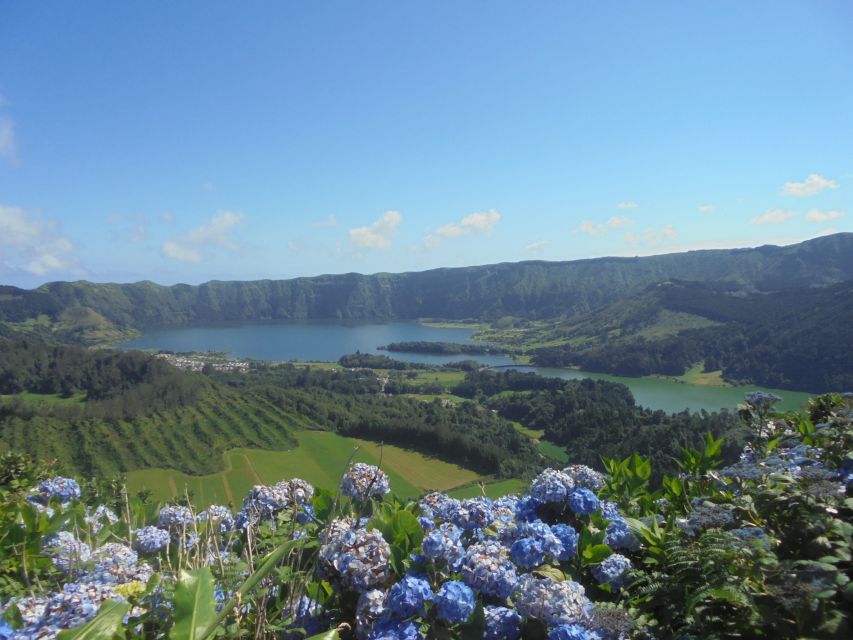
(155, 352, 250, 373)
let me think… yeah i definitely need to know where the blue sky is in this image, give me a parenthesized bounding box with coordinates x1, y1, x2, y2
(1, 1, 851, 287)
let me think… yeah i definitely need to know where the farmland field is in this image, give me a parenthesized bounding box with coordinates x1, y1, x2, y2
(127, 430, 485, 507)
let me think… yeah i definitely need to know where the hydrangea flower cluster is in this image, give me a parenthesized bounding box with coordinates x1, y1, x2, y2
(133, 526, 171, 553)
(199, 504, 236, 532)
(591, 554, 632, 590)
(341, 463, 391, 500)
(41, 532, 91, 575)
(235, 478, 315, 528)
(318, 518, 391, 592)
(513, 574, 593, 627)
(28, 476, 81, 506)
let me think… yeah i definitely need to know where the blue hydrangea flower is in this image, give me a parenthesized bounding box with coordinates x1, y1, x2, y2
(549, 623, 602, 640)
(199, 505, 235, 532)
(319, 520, 391, 593)
(287, 595, 325, 637)
(342, 463, 391, 500)
(567, 488, 600, 515)
(523, 520, 565, 559)
(367, 618, 423, 640)
(592, 554, 632, 590)
(83, 543, 152, 585)
(356, 589, 387, 638)
(133, 526, 171, 553)
(418, 492, 461, 522)
(531, 469, 575, 503)
(510, 537, 546, 570)
(551, 523, 580, 561)
(461, 541, 519, 599)
(563, 465, 606, 491)
(513, 575, 593, 626)
(41, 532, 90, 575)
(158, 505, 195, 531)
(422, 524, 465, 570)
(386, 575, 433, 618)
(599, 501, 621, 520)
(435, 580, 475, 624)
(28, 476, 81, 505)
(604, 519, 639, 551)
(515, 494, 541, 522)
(452, 497, 495, 531)
(483, 605, 521, 640)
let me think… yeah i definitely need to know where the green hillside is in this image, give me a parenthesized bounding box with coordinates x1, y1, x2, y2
(524, 280, 853, 392)
(1, 233, 852, 345)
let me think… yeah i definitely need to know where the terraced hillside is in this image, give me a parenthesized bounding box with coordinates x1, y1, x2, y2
(0, 387, 301, 478)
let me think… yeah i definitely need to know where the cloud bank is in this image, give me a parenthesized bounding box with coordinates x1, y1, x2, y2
(349, 210, 402, 250)
(782, 174, 838, 197)
(161, 210, 245, 263)
(0, 205, 79, 276)
(423, 209, 501, 248)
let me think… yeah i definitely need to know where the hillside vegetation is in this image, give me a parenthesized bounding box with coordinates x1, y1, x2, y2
(524, 280, 853, 392)
(1, 233, 852, 344)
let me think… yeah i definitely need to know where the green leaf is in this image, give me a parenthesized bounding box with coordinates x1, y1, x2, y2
(391, 510, 423, 551)
(171, 567, 217, 640)
(582, 544, 612, 565)
(311, 489, 335, 522)
(532, 565, 566, 581)
(1, 602, 23, 630)
(57, 600, 130, 640)
(305, 631, 339, 640)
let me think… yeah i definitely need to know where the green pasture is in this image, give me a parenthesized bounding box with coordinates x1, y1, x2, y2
(447, 478, 529, 499)
(127, 430, 484, 508)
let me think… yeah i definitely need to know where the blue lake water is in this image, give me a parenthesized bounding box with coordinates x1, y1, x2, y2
(119, 321, 812, 413)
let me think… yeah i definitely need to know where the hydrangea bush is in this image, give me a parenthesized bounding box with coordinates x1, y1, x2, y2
(0, 393, 850, 639)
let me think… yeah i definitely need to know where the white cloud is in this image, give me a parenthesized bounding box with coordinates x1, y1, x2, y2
(805, 208, 846, 223)
(423, 209, 502, 248)
(0, 95, 18, 163)
(623, 224, 677, 246)
(525, 240, 549, 252)
(314, 214, 338, 228)
(160, 211, 175, 223)
(751, 208, 797, 225)
(575, 215, 631, 236)
(0, 205, 80, 276)
(349, 210, 402, 250)
(617, 201, 638, 209)
(161, 210, 245, 263)
(698, 204, 715, 214)
(782, 173, 838, 197)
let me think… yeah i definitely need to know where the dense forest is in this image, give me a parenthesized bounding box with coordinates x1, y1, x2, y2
(380, 341, 506, 355)
(1, 234, 851, 344)
(453, 369, 743, 483)
(529, 280, 853, 392)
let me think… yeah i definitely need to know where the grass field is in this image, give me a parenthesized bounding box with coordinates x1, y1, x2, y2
(127, 430, 484, 507)
(664, 362, 729, 387)
(447, 478, 529, 499)
(538, 440, 570, 463)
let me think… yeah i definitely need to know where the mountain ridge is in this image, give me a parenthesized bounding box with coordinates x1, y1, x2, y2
(1, 233, 851, 344)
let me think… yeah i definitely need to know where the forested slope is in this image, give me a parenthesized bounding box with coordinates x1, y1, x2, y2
(529, 280, 853, 392)
(1, 234, 851, 342)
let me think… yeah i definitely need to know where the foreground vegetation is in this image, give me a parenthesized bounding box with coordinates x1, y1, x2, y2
(0, 392, 850, 639)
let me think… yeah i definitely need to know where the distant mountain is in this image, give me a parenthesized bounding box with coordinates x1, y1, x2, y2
(1, 233, 852, 344)
(528, 280, 853, 392)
